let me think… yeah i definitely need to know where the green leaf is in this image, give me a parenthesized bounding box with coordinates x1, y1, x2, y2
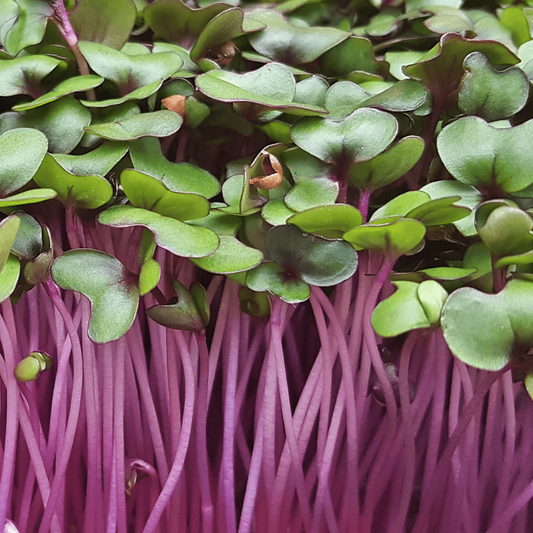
(11, 212, 42, 261)
(288, 204, 362, 238)
(0, 188, 57, 208)
(319, 36, 388, 80)
(294, 76, 329, 109)
(437, 116, 533, 194)
(370, 191, 429, 220)
(441, 279, 533, 370)
(0, 97, 91, 154)
(421, 180, 482, 237)
(196, 63, 327, 117)
(120, 168, 209, 221)
(98, 205, 220, 258)
(70, 0, 137, 51)
(349, 136, 424, 191)
(266, 224, 358, 286)
(0, 0, 52, 55)
(0, 55, 61, 97)
(129, 137, 220, 198)
(246, 262, 310, 303)
(190, 7, 265, 64)
(247, 10, 348, 65)
(262, 199, 296, 226)
(324, 81, 369, 120)
(458, 52, 529, 121)
(144, 0, 232, 46)
(403, 33, 519, 107)
(343, 217, 426, 257)
(0, 254, 20, 303)
(406, 196, 470, 226)
(371, 281, 431, 337)
(283, 148, 339, 211)
(81, 79, 163, 108)
(13, 75, 104, 111)
(84, 110, 182, 141)
(477, 206, 533, 259)
(291, 107, 398, 165)
(500, 6, 531, 48)
(0, 128, 48, 197)
(0, 215, 20, 275)
(79, 41, 182, 94)
(147, 280, 209, 332)
(191, 235, 263, 273)
(32, 154, 113, 210)
(139, 259, 161, 296)
(53, 141, 129, 177)
(51, 249, 139, 343)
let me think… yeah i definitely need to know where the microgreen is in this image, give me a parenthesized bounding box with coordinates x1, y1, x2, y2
(0, 1, 532, 532)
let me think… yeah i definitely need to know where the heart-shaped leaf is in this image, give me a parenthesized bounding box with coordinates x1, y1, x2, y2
(51, 249, 139, 343)
(79, 41, 182, 96)
(437, 116, 533, 194)
(288, 204, 362, 238)
(85, 110, 182, 141)
(0, 128, 48, 197)
(442, 279, 533, 370)
(403, 33, 519, 108)
(247, 10, 348, 65)
(70, 0, 137, 51)
(371, 281, 432, 337)
(246, 262, 310, 303)
(0, 0, 53, 55)
(13, 75, 104, 111)
(266, 224, 358, 286)
(282, 148, 339, 211)
(291, 107, 398, 165)
(458, 52, 529, 121)
(344, 217, 426, 257)
(349, 136, 424, 191)
(32, 154, 113, 210)
(0, 97, 92, 154)
(0, 55, 61, 97)
(129, 137, 220, 198)
(120, 169, 209, 221)
(98, 205, 219, 258)
(196, 63, 327, 117)
(147, 280, 209, 332)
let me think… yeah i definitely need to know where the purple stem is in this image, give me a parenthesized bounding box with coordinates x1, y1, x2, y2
(50, 0, 96, 100)
(270, 299, 313, 533)
(195, 334, 214, 533)
(221, 285, 240, 533)
(38, 278, 84, 533)
(142, 331, 195, 533)
(0, 306, 19, 532)
(412, 367, 508, 533)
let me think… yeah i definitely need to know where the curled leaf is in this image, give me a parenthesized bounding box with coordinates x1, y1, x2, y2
(249, 153, 283, 190)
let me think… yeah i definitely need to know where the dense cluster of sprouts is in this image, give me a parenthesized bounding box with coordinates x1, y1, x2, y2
(0, 0, 533, 531)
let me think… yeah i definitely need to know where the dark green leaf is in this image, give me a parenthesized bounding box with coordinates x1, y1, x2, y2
(52, 249, 139, 343)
